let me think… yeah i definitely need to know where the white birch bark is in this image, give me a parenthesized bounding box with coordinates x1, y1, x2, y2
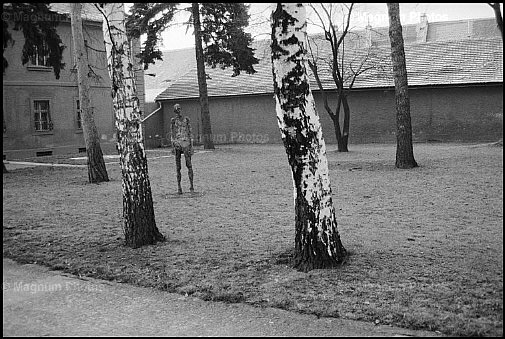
(100, 3, 165, 247)
(271, 3, 346, 271)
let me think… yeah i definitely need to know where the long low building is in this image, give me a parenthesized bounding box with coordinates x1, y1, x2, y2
(143, 17, 503, 147)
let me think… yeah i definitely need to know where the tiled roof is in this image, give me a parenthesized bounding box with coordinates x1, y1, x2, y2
(156, 37, 503, 100)
(144, 48, 196, 102)
(154, 17, 503, 101)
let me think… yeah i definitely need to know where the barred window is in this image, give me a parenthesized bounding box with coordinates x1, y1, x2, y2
(76, 99, 82, 129)
(33, 100, 53, 131)
(30, 43, 50, 67)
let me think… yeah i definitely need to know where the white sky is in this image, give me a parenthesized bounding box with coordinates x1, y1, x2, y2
(125, 3, 502, 51)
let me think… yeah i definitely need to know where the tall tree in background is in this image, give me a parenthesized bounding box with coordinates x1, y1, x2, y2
(271, 3, 347, 272)
(387, 3, 418, 169)
(307, 3, 384, 152)
(488, 3, 503, 38)
(98, 3, 165, 247)
(192, 3, 213, 149)
(126, 3, 258, 149)
(70, 3, 109, 183)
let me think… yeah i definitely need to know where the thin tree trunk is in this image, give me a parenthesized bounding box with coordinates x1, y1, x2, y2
(70, 3, 109, 183)
(101, 3, 165, 248)
(341, 94, 350, 152)
(333, 95, 347, 152)
(387, 3, 418, 169)
(331, 114, 345, 151)
(271, 3, 346, 272)
(192, 3, 215, 150)
(308, 60, 345, 152)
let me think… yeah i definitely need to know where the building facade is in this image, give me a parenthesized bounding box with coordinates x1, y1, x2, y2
(2, 4, 145, 160)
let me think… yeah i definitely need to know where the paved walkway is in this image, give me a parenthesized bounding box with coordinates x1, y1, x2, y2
(3, 150, 214, 171)
(3, 258, 442, 337)
(4, 161, 89, 169)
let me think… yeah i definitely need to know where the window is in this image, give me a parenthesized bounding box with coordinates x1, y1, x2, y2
(76, 99, 82, 129)
(29, 43, 50, 67)
(3, 98, 5, 135)
(33, 100, 53, 131)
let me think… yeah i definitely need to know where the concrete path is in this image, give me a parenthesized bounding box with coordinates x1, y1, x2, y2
(4, 161, 90, 169)
(3, 258, 443, 337)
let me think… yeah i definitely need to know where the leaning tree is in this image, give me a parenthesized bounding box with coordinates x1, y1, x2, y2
(98, 3, 165, 247)
(271, 3, 347, 272)
(70, 3, 109, 183)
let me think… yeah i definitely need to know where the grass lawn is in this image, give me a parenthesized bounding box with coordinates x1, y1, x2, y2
(3, 142, 503, 336)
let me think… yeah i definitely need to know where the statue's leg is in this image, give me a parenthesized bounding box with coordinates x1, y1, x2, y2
(176, 150, 183, 194)
(185, 151, 194, 192)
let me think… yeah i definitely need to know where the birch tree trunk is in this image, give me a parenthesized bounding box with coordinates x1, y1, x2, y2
(192, 3, 215, 149)
(271, 3, 346, 272)
(70, 3, 109, 183)
(387, 3, 418, 169)
(100, 3, 165, 248)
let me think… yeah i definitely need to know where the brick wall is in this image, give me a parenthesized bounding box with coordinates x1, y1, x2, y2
(151, 83, 503, 147)
(142, 101, 165, 148)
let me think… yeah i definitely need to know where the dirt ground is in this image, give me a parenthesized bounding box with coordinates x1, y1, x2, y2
(3, 142, 503, 336)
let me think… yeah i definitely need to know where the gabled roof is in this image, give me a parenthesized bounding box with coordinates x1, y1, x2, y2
(154, 17, 503, 101)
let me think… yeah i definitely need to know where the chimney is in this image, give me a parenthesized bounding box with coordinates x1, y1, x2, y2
(365, 22, 372, 48)
(466, 19, 473, 38)
(416, 13, 428, 43)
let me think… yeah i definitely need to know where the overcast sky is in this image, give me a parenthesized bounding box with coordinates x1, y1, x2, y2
(125, 3, 502, 51)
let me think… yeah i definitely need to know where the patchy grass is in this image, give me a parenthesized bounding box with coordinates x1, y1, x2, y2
(3, 143, 503, 337)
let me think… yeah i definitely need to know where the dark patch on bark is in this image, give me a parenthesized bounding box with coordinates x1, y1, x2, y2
(121, 142, 165, 248)
(86, 141, 109, 184)
(271, 4, 346, 272)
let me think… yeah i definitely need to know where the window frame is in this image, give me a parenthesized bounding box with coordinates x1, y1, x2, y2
(31, 98, 54, 134)
(29, 43, 50, 67)
(26, 43, 53, 73)
(75, 98, 83, 131)
(3, 95, 6, 137)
